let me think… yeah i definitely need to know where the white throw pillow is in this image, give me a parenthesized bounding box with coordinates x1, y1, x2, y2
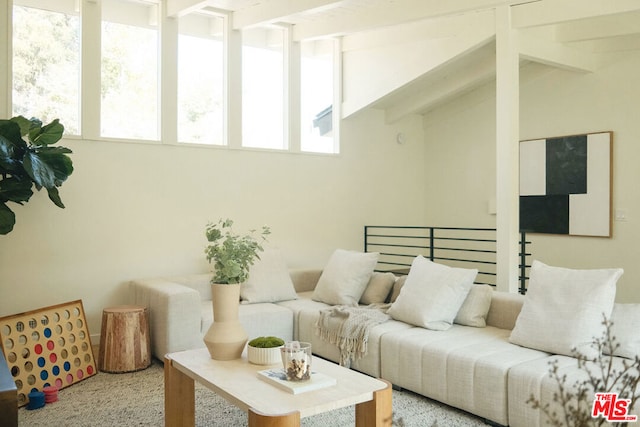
(240, 248, 298, 304)
(509, 260, 623, 359)
(360, 272, 396, 305)
(604, 304, 640, 359)
(387, 256, 477, 331)
(454, 285, 493, 327)
(312, 249, 379, 306)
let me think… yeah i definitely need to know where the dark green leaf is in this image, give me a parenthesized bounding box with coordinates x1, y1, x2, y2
(27, 118, 43, 143)
(0, 203, 16, 235)
(47, 186, 65, 208)
(0, 120, 25, 145)
(32, 119, 64, 146)
(10, 116, 33, 137)
(0, 177, 33, 203)
(23, 151, 57, 188)
(0, 121, 28, 173)
(35, 147, 74, 185)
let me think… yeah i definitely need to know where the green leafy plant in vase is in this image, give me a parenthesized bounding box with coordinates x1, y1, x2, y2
(205, 218, 271, 284)
(203, 218, 270, 360)
(0, 116, 73, 235)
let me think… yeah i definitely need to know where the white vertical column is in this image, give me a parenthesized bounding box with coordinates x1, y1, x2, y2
(332, 37, 342, 154)
(495, 5, 520, 293)
(0, 0, 10, 118)
(160, 1, 178, 143)
(225, 15, 242, 149)
(284, 25, 301, 152)
(81, 0, 102, 140)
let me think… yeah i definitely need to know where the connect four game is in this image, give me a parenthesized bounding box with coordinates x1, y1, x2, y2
(0, 300, 97, 406)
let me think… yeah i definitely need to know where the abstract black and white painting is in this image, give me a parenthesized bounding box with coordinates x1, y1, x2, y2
(519, 132, 612, 237)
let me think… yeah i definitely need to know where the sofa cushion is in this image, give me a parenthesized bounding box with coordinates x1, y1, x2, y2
(381, 325, 549, 426)
(454, 284, 493, 327)
(312, 249, 378, 306)
(387, 256, 477, 330)
(277, 292, 331, 341)
(507, 355, 640, 427)
(297, 307, 414, 378)
(509, 260, 623, 359)
(241, 248, 298, 304)
(605, 303, 640, 359)
(201, 300, 294, 343)
(360, 272, 396, 305)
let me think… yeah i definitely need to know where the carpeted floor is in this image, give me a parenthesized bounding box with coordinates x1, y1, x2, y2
(18, 358, 488, 426)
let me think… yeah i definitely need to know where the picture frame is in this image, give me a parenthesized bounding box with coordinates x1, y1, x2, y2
(519, 131, 612, 237)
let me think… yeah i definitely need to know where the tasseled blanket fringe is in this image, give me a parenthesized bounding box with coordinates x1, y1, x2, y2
(315, 304, 391, 368)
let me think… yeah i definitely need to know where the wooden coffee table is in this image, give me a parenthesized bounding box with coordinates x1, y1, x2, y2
(164, 348, 392, 427)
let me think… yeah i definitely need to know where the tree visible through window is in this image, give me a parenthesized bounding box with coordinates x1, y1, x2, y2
(101, 0, 158, 140)
(12, 4, 80, 135)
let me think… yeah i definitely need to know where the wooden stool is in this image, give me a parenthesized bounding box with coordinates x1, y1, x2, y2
(98, 305, 151, 373)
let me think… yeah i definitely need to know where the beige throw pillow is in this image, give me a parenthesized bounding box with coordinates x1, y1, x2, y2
(454, 285, 493, 327)
(360, 272, 396, 305)
(509, 260, 623, 359)
(312, 249, 379, 306)
(240, 248, 298, 303)
(389, 275, 407, 303)
(387, 256, 477, 331)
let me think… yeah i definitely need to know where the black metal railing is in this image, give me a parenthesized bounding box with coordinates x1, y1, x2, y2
(364, 226, 531, 294)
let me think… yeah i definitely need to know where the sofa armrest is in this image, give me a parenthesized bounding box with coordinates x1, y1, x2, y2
(130, 278, 205, 358)
(290, 269, 322, 293)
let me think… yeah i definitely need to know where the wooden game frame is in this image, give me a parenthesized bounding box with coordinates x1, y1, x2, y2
(0, 300, 97, 406)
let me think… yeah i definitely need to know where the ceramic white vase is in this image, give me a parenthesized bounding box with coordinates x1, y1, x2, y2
(203, 283, 248, 360)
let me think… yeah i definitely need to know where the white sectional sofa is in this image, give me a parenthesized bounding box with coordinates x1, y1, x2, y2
(130, 259, 639, 427)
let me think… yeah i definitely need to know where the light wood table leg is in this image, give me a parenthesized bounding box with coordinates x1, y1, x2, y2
(164, 357, 195, 427)
(355, 379, 393, 427)
(248, 408, 300, 427)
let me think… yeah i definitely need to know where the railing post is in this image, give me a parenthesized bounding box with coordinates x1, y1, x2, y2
(429, 227, 435, 261)
(519, 231, 527, 295)
(364, 226, 368, 253)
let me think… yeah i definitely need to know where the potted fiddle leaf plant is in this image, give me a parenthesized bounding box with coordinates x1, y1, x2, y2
(202, 218, 270, 360)
(0, 116, 73, 235)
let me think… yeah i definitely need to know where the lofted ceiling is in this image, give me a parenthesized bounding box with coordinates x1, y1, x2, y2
(168, 0, 640, 119)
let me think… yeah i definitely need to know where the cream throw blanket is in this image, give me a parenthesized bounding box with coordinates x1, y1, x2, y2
(315, 304, 391, 367)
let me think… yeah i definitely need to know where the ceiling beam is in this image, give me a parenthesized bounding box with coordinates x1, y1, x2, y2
(293, 0, 528, 41)
(232, 0, 342, 29)
(166, 0, 209, 17)
(512, 0, 640, 28)
(555, 11, 640, 42)
(384, 48, 497, 123)
(519, 32, 599, 72)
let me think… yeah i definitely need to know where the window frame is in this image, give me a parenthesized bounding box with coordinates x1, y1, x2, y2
(1, 0, 341, 154)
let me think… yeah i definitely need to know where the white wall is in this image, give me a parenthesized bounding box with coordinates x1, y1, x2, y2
(422, 51, 640, 303)
(0, 109, 425, 339)
(341, 11, 495, 118)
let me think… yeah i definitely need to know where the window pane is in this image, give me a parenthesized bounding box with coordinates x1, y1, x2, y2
(101, 1, 158, 140)
(301, 40, 335, 153)
(242, 28, 284, 149)
(12, 3, 80, 135)
(178, 15, 224, 145)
